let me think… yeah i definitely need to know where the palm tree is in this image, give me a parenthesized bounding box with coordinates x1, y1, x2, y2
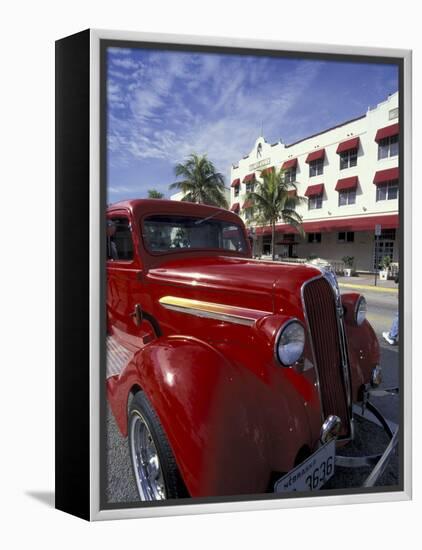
(244, 168, 306, 260)
(169, 153, 228, 208)
(147, 189, 164, 199)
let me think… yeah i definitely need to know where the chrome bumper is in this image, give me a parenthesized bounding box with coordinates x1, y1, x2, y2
(336, 385, 399, 488)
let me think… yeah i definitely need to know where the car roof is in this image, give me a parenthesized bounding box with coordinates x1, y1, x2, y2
(107, 198, 240, 223)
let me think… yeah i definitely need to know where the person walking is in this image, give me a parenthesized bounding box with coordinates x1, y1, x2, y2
(382, 272, 399, 345)
(383, 313, 398, 345)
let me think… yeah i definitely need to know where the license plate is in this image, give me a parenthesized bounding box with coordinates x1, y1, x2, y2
(274, 440, 336, 493)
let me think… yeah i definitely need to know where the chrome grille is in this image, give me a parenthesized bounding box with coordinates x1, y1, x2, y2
(303, 277, 351, 438)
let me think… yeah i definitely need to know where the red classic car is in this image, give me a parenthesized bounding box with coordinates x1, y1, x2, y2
(106, 199, 397, 501)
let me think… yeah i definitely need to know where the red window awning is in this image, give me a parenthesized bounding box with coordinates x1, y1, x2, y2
(335, 176, 359, 191)
(255, 214, 399, 236)
(243, 199, 254, 209)
(336, 137, 360, 154)
(305, 149, 325, 163)
(230, 202, 240, 213)
(231, 178, 240, 188)
(302, 214, 399, 233)
(243, 173, 255, 183)
(282, 158, 298, 170)
(375, 123, 399, 142)
(260, 166, 274, 176)
(305, 183, 324, 197)
(373, 167, 399, 185)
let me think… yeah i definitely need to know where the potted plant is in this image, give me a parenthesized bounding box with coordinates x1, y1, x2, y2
(379, 255, 391, 281)
(342, 256, 354, 277)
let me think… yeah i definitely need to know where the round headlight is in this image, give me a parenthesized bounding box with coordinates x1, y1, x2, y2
(355, 296, 367, 326)
(276, 320, 305, 366)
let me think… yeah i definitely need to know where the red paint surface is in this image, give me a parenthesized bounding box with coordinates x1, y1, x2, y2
(374, 123, 399, 142)
(305, 148, 325, 163)
(304, 183, 325, 197)
(373, 167, 399, 184)
(255, 213, 399, 236)
(335, 176, 359, 191)
(106, 199, 379, 497)
(336, 137, 360, 153)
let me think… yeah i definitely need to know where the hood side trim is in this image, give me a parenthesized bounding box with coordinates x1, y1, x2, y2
(159, 296, 271, 326)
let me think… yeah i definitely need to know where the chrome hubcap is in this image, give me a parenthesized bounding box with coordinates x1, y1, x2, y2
(130, 412, 166, 500)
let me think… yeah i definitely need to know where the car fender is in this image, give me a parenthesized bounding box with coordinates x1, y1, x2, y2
(345, 319, 380, 400)
(107, 334, 314, 497)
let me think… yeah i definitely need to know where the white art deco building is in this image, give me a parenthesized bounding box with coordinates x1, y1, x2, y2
(229, 92, 399, 272)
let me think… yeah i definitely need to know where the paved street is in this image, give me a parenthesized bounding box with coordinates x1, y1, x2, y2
(106, 284, 400, 503)
(326, 283, 400, 490)
(106, 404, 138, 504)
(340, 283, 400, 425)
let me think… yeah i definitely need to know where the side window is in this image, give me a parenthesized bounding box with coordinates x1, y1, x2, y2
(106, 217, 134, 261)
(378, 135, 398, 160)
(339, 149, 358, 170)
(284, 169, 297, 184)
(309, 159, 324, 177)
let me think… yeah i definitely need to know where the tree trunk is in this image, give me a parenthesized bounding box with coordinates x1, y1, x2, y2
(271, 221, 276, 261)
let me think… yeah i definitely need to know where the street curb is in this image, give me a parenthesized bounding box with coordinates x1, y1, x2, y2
(339, 282, 398, 294)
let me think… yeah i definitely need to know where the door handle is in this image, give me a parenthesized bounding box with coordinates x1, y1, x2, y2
(130, 304, 143, 327)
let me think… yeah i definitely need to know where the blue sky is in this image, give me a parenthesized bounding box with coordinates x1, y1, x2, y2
(107, 46, 398, 203)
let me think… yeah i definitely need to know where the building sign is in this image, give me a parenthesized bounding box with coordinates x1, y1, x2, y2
(249, 157, 271, 171)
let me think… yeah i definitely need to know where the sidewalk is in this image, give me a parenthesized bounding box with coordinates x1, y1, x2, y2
(337, 274, 398, 293)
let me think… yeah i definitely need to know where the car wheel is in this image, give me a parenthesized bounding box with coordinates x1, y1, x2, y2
(128, 391, 188, 501)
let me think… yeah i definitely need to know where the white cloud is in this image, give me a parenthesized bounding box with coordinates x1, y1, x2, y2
(108, 47, 133, 55)
(111, 57, 140, 70)
(132, 89, 165, 119)
(107, 51, 325, 185)
(108, 185, 133, 194)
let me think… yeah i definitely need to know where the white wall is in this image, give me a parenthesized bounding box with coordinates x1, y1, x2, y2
(295, 231, 376, 271)
(255, 229, 400, 271)
(170, 190, 185, 201)
(171, 187, 231, 205)
(231, 93, 399, 225)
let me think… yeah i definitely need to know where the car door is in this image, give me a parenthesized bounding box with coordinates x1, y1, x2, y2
(106, 211, 153, 349)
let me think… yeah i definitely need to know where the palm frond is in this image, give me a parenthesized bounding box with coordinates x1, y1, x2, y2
(170, 153, 228, 208)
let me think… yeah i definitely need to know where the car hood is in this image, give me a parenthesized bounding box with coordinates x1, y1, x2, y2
(147, 256, 322, 315)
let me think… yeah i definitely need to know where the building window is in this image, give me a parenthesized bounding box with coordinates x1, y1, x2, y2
(376, 180, 398, 201)
(389, 107, 399, 120)
(338, 189, 356, 206)
(309, 158, 324, 177)
(338, 231, 354, 243)
(245, 182, 255, 193)
(374, 228, 396, 269)
(234, 186, 239, 197)
(284, 169, 296, 184)
(245, 208, 254, 220)
(339, 149, 358, 170)
(379, 228, 396, 241)
(308, 232, 322, 243)
(262, 235, 272, 255)
(374, 240, 394, 269)
(378, 135, 398, 159)
(308, 195, 323, 210)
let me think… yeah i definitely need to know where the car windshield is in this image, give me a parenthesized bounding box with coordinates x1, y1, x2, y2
(142, 214, 248, 254)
